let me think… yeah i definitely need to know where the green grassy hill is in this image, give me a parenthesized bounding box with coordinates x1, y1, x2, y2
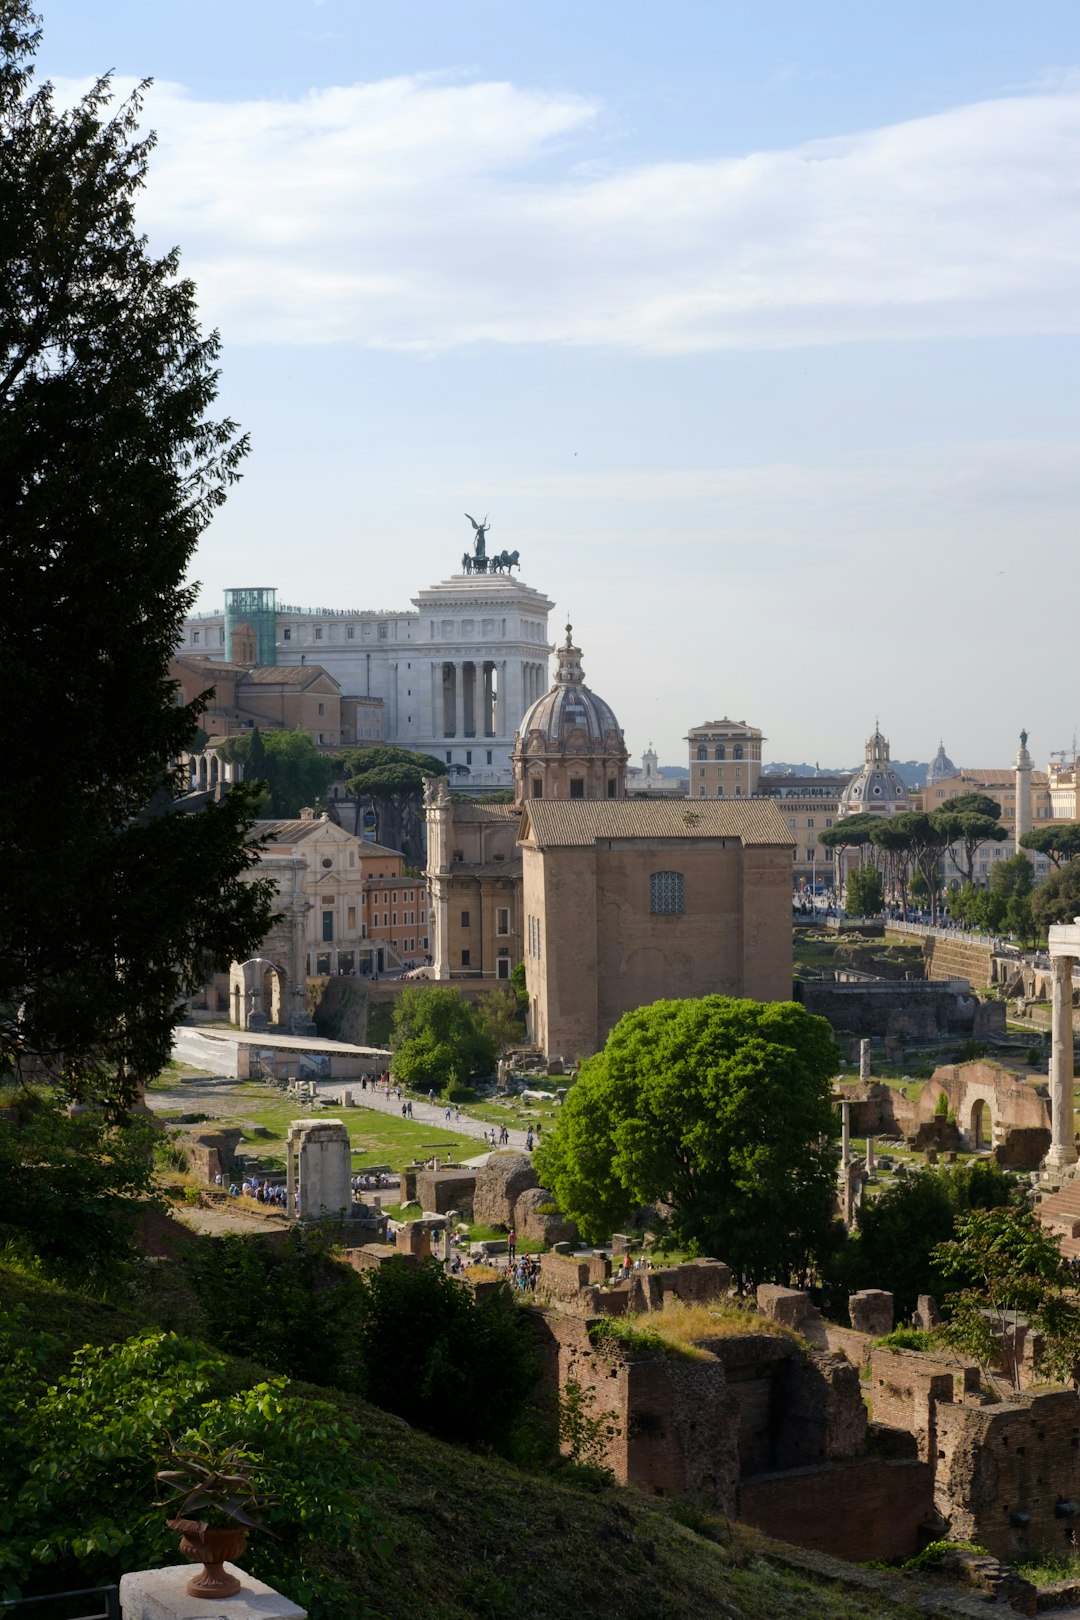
(1, 1262, 998, 1620)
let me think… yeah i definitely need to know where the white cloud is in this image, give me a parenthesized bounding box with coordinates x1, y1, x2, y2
(70, 71, 1080, 352)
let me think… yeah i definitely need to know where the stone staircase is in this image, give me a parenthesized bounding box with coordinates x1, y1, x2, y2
(1035, 1180, 1080, 1260)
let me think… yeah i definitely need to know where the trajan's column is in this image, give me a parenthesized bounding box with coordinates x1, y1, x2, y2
(1045, 918, 1080, 1175)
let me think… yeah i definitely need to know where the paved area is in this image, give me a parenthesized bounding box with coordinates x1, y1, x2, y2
(312, 1078, 538, 1154)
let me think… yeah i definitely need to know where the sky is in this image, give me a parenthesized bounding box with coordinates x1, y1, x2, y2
(35, 1, 1080, 770)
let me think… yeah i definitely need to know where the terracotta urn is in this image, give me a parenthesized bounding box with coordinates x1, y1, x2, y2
(167, 1518, 249, 1599)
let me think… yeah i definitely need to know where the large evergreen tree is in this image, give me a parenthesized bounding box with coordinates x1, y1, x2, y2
(0, 4, 273, 1108)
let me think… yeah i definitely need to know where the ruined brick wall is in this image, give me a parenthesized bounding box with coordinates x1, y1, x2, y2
(869, 1347, 979, 1461)
(738, 1457, 934, 1561)
(935, 1390, 1080, 1562)
(530, 1309, 739, 1510)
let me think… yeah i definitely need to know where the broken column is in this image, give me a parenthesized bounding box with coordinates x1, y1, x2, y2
(286, 1118, 352, 1222)
(859, 1038, 871, 1082)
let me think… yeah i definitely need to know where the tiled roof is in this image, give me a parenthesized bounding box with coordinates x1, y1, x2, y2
(240, 664, 336, 687)
(254, 820, 404, 858)
(452, 802, 523, 823)
(519, 798, 794, 848)
(936, 770, 1049, 788)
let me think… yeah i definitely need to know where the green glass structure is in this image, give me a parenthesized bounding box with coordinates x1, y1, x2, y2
(224, 587, 277, 666)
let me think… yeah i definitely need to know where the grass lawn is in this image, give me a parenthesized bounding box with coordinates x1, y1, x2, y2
(147, 1078, 480, 1172)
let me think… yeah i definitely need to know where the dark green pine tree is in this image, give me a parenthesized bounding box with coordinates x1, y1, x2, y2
(0, 3, 274, 1110)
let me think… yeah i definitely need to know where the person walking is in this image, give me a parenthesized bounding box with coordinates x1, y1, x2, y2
(526, 1128, 534, 1153)
(507, 1226, 516, 1262)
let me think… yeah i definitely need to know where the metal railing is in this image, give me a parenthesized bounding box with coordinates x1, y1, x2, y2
(0, 1587, 120, 1620)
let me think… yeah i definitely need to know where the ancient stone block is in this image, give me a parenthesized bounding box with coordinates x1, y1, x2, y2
(514, 1185, 578, 1246)
(849, 1290, 894, 1337)
(914, 1295, 941, 1332)
(471, 1151, 538, 1229)
(414, 1167, 477, 1219)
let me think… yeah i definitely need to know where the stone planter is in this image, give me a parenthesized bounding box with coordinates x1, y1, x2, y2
(167, 1519, 249, 1598)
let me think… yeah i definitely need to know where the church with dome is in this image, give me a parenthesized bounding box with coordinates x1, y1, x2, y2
(425, 623, 794, 1058)
(838, 726, 909, 818)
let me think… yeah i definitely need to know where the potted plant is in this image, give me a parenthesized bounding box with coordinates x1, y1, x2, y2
(155, 1436, 275, 1599)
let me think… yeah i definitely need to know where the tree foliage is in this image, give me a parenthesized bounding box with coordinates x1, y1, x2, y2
(390, 984, 496, 1087)
(1032, 859, 1080, 937)
(475, 987, 526, 1058)
(0, 1093, 160, 1282)
(1021, 822, 1080, 869)
(217, 727, 334, 819)
(348, 1259, 539, 1449)
(0, 6, 273, 1106)
(935, 1205, 1080, 1393)
(846, 864, 883, 916)
(0, 1317, 381, 1616)
(337, 746, 447, 855)
(832, 1160, 1014, 1318)
(535, 997, 841, 1289)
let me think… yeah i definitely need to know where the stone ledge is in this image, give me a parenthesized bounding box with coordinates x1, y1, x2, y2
(119, 1564, 306, 1620)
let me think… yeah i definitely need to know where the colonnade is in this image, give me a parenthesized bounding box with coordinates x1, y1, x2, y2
(186, 751, 242, 792)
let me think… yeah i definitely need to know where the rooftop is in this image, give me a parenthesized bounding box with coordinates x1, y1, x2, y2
(519, 798, 794, 848)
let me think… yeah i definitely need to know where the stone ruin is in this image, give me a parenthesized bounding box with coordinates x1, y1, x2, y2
(838, 1058, 1053, 1171)
(525, 1251, 1080, 1577)
(402, 1150, 578, 1247)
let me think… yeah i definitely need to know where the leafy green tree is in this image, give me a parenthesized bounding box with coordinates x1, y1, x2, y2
(0, 6, 273, 1107)
(338, 746, 447, 856)
(476, 987, 525, 1059)
(935, 1205, 1080, 1393)
(888, 812, 952, 923)
(1022, 823, 1080, 869)
(217, 728, 333, 818)
(835, 1160, 1013, 1318)
(390, 984, 496, 1087)
(0, 1094, 160, 1283)
(1033, 859, 1080, 938)
(0, 1319, 381, 1616)
(846, 864, 884, 916)
(535, 997, 841, 1289)
(348, 1259, 539, 1449)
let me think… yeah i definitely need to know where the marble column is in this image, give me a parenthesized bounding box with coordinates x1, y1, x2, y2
(1048, 954, 1078, 1168)
(454, 662, 464, 739)
(840, 1098, 850, 1162)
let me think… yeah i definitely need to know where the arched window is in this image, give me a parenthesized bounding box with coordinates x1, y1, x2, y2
(716, 745, 726, 760)
(696, 744, 707, 760)
(650, 871, 684, 915)
(733, 743, 744, 760)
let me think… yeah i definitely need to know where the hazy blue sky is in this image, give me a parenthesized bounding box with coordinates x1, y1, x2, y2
(36, 2, 1080, 768)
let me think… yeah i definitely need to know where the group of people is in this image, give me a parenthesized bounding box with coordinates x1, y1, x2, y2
(215, 1172, 289, 1209)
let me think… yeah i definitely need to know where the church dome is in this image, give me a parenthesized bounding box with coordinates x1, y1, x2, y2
(926, 741, 957, 786)
(839, 726, 908, 816)
(512, 624, 627, 803)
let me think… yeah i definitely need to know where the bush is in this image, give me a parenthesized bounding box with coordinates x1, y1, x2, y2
(876, 1327, 936, 1351)
(0, 1314, 383, 1617)
(349, 1259, 539, 1451)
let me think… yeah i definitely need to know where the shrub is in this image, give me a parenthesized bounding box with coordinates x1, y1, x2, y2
(0, 1316, 383, 1617)
(875, 1327, 936, 1351)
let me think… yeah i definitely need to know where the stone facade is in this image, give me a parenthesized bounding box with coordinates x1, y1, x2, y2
(519, 798, 795, 1060)
(286, 1118, 351, 1222)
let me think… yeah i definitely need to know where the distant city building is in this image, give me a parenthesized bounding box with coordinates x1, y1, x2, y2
(686, 719, 763, 798)
(511, 624, 627, 803)
(839, 727, 910, 818)
(171, 653, 382, 747)
(181, 534, 555, 789)
(759, 772, 851, 889)
(926, 741, 958, 786)
(917, 734, 1053, 885)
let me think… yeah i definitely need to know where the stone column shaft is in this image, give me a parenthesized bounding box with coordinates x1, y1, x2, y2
(1048, 954, 1078, 1168)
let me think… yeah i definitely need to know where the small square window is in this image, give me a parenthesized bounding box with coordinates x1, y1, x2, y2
(532, 780, 543, 798)
(461, 910, 471, 928)
(461, 949, 471, 966)
(283, 628, 291, 641)
(314, 627, 323, 640)
(570, 779, 584, 799)
(607, 779, 616, 798)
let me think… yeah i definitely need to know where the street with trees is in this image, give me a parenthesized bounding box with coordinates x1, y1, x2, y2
(933, 793, 1008, 887)
(0, 4, 273, 1108)
(535, 996, 840, 1290)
